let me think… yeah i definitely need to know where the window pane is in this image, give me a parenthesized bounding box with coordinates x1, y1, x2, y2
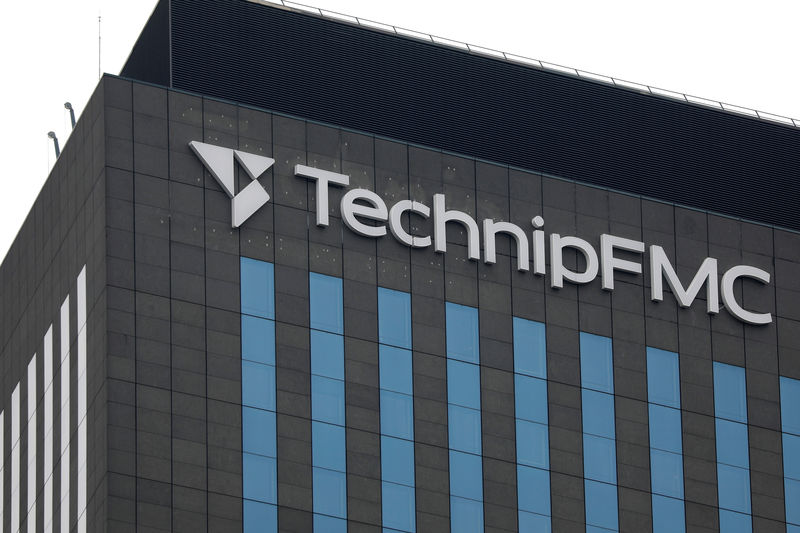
(513, 318, 546, 378)
(378, 288, 412, 349)
(647, 348, 680, 408)
(381, 436, 415, 487)
(381, 390, 414, 440)
(785, 477, 800, 525)
(242, 361, 276, 411)
(714, 362, 747, 423)
(516, 420, 549, 469)
(311, 330, 344, 380)
(449, 450, 483, 501)
(243, 454, 277, 504)
(650, 449, 684, 498)
(716, 420, 750, 469)
(787, 434, 800, 480)
(244, 500, 277, 533)
(649, 404, 682, 454)
(519, 510, 551, 533)
(446, 303, 479, 363)
(580, 333, 614, 393)
(382, 481, 416, 532)
(313, 514, 347, 533)
(515, 375, 548, 425)
(583, 434, 617, 484)
(584, 479, 618, 531)
(718, 509, 752, 533)
(450, 496, 483, 533)
(312, 421, 346, 472)
(582, 390, 615, 439)
(380, 346, 413, 395)
(313, 468, 347, 518)
(241, 258, 274, 319)
(781, 377, 800, 435)
(717, 464, 751, 513)
(448, 405, 482, 455)
(312, 375, 345, 425)
(652, 494, 685, 533)
(517, 465, 551, 516)
(242, 316, 275, 365)
(243, 407, 276, 457)
(447, 360, 481, 410)
(310, 273, 343, 334)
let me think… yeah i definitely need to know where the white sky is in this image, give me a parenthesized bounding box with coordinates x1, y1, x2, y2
(0, 0, 797, 262)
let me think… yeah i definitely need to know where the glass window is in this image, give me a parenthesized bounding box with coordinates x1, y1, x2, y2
(650, 449, 684, 498)
(519, 510, 551, 533)
(651, 494, 685, 533)
(448, 405, 482, 455)
(785, 434, 800, 481)
(582, 390, 615, 439)
(381, 390, 414, 440)
(242, 315, 275, 366)
(450, 496, 483, 533)
(580, 333, 614, 394)
(513, 318, 546, 378)
(584, 480, 618, 531)
(716, 420, 750, 469)
(382, 481, 416, 532)
(516, 420, 549, 469)
(244, 500, 277, 532)
(312, 421, 346, 472)
(310, 273, 343, 334)
(718, 509, 752, 533)
(313, 513, 347, 533)
(243, 454, 277, 504)
(648, 404, 682, 454)
(781, 377, 800, 435)
(446, 303, 479, 364)
(713, 363, 747, 423)
(785, 477, 800, 526)
(517, 465, 551, 517)
(243, 407, 276, 458)
(311, 330, 345, 380)
(717, 464, 752, 513)
(378, 288, 412, 349)
(447, 360, 481, 410)
(647, 348, 680, 408)
(241, 258, 275, 319)
(380, 345, 413, 395)
(583, 434, 617, 484)
(449, 450, 483, 502)
(313, 467, 347, 518)
(242, 361, 276, 411)
(515, 375, 548, 425)
(312, 375, 345, 425)
(381, 436, 415, 487)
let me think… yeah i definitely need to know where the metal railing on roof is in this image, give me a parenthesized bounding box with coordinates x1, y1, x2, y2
(251, 0, 800, 129)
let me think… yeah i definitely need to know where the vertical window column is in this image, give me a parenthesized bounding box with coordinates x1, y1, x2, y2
(12, 382, 21, 533)
(43, 325, 54, 533)
(378, 288, 416, 533)
(77, 266, 87, 533)
(27, 353, 37, 533)
(512, 318, 551, 532)
(646, 348, 685, 533)
(0, 409, 4, 529)
(580, 333, 619, 533)
(240, 258, 278, 531)
(779, 377, 800, 533)
(445, 302, 483, 533)
(713, 362, 752, 532)
(59, 295, 70, 533)
(310, 273, 347, 532)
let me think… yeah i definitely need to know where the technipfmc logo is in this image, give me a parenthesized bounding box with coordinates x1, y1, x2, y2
(189, 141, 275, 227)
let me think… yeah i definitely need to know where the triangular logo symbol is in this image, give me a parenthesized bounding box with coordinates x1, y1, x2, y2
(189, 141, 275, 228)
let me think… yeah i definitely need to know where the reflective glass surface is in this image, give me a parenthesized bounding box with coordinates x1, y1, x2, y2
(584, 480, 619, 531)
(647, 348, 680, 408)
(714, 363, 747, 423)
(242, 360, 276, 411)
(380, 346, 413, 395)
(311, 375, 346, 426)
(243, 407, 277, 458)
(516, 420, 549, 469)
(378, 288, 412, 349)
(517, 465, 551, 517)
(515, 375, 548, 424)
(313, 468, 347, 518)
(781, 377, 800, 435)
(244, 501, 277, 532)
(448, 405, 482, 455)
(241, 258, 275, 319)
(445, 302, 479, 363)
(450, 496, 483, 533)
(580, 333, 614, 393)
(382, 482, 416, 532)
(310, 273, 344, 334)
(312, 421, 346, 472)
(243, 454, 277, 504)
(447, 360, 481, 409)
(381, 390, 414, 440)
(513, 318, 546, 378)
(310, 330, 345, 380)
(241, 316, 275, 365)
(651, 495, 685, 533)
(449, 450, 483, 501)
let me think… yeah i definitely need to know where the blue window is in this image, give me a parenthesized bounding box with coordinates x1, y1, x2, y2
(646, 348, 685, 533)
(781, 377, 800, 435)
(513, 318, 551, 531)
(713, 363, 751, 531)
(241, 258, 277, 533)
(580, 333, 614, 394)
(313, 467, 347, 518)
(312, 422, 346, 472)
(781, 377, 800, 528)
(584, 479, 619, 532)
(311, 330, 344, 380)
(378, 288, 416, 532)
(313, 514, 347, 533)
(310, 272, 343, 334)
(311, 375, 346, 426)
(446, 302, 483, 532)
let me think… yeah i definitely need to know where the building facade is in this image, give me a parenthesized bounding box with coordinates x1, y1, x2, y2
(1, 1, 800, 532)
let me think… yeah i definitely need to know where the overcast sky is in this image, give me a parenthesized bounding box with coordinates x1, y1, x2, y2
(0, 0, 797, 262)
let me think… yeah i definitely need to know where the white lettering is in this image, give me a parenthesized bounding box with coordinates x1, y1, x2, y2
(433, 194, 480, 260)
(341, 189, 388, 238)
(483, 220, 529, 272)
(650, 245, 719, 314)
(294, 165, 349, 226)
(601, 234, 645, 290)
(721, 265, 772, 325)
(388, 200, 431, 248)
(550, 234, 599, 288)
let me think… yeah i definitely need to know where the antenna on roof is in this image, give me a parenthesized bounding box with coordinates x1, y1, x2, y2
(98, 15, 102, 79)
(47, 132, 60, 158)
(64, 102, 76, 129)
